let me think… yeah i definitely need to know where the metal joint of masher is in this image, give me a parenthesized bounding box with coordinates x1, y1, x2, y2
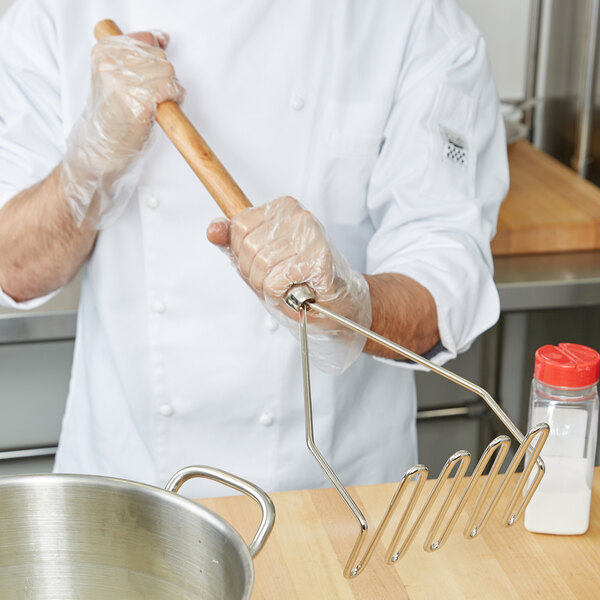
(284, 283, 550, 579)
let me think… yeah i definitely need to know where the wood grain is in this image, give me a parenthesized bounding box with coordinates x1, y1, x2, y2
(200, 468, 600, 599)
(492, 141, 600, 256)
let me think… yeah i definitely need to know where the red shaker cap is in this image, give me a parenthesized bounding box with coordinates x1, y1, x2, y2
(534, 343, 600, 389)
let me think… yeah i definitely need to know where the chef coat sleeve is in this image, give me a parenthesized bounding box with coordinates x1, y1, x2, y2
(0, 0, 65, 309)
(365, 8, 508, 368)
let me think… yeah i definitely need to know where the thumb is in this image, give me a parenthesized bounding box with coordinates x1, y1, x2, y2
(206, 218, 230, 247)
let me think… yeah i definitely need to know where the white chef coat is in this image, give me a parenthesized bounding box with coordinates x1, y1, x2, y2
(0, 0, 508, 498)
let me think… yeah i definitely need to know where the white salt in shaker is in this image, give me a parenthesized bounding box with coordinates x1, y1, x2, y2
(524, 343, 599, 535)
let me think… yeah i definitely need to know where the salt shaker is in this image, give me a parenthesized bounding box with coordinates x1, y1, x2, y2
(524, 343, 599, 535)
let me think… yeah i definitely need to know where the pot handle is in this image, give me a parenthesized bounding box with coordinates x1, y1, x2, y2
(165, 466, 275, 558)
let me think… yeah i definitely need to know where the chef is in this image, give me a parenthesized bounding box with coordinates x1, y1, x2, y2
(0, 0, 507, 497)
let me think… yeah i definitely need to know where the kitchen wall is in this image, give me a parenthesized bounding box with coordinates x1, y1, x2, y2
(457, 0, 532, 100)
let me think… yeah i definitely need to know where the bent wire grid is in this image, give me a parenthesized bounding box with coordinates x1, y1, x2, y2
(284, 284, 549, 579)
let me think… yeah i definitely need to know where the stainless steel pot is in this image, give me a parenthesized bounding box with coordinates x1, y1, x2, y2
(0, 465, 275, 599)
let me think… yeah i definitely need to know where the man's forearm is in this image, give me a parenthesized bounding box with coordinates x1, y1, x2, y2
(0, 165, 97, 302)
(364, 273, 440, 359)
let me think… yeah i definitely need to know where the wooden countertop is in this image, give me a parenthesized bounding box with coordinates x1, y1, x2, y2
(201, 468, 600, 599)
(492, 141, 600, 256)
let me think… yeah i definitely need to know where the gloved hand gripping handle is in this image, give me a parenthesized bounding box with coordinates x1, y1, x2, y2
(94, 19, 252, 219)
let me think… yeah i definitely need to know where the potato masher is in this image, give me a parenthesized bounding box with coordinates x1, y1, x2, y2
(94, 19, 550, 580)
(285, 283, 548, 577)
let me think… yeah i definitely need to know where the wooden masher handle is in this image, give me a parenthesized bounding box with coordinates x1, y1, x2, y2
(94, 19, 252, 219)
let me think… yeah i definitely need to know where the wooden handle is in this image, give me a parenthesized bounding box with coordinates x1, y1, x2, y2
(93, 19, 252, 219)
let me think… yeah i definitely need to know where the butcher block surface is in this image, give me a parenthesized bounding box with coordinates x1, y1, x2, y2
(491, 141, 600, 256)
(200, 468, 600, 599)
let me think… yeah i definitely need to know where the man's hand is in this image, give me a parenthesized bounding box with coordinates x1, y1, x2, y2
(61, 30, 184, 228)
(207, 196, 441, 367)
(0, 30, 184, 302)
(207, 196, 372, 372)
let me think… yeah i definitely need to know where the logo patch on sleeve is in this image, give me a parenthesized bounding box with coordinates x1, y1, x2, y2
(442, 128, 468, 168)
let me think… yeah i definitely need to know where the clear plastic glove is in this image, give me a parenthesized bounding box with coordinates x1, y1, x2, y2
(207, 196, 372, 373)
(60, 31, 185, 228)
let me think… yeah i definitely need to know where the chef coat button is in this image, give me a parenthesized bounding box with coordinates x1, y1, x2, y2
(159, 403, 174, 417)
(290, 94, 305, 111)
(259, 411, 274, 426)
(146, 195, 160, 209)
(152, 300, 166, 314)
(265, 316, 279, 332)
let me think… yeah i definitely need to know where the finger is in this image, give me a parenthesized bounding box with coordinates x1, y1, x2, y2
(262, 238, 335, 301)
(262, 254, 314, 301)
(96, 40, 171, 67)
(235, 222, 266, 279)
(132, 60, 176, 82)
(229, 204, 270, 256)
(236, 213, 298, 279)
(247, 236, 297, 291)
(230, 196, 301, 256)
(126, 30, 170, 49)
(109, 64, 178, 99)
(206, 219, 230, 246)
(122, 76, 184, 120)
(139, 74, 185, 103)
(91, 39, 171, 79)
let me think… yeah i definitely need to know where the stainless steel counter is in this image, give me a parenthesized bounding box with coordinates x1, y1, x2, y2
(0, 277, 79, 344)
(0, 278, 80, 471)
(494, 250, 600, 311)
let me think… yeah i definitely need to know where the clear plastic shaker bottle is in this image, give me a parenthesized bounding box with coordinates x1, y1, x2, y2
(524, 343, 599, 535)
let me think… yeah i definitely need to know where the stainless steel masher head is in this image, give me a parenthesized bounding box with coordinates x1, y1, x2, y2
(285, 284, 549, 579)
